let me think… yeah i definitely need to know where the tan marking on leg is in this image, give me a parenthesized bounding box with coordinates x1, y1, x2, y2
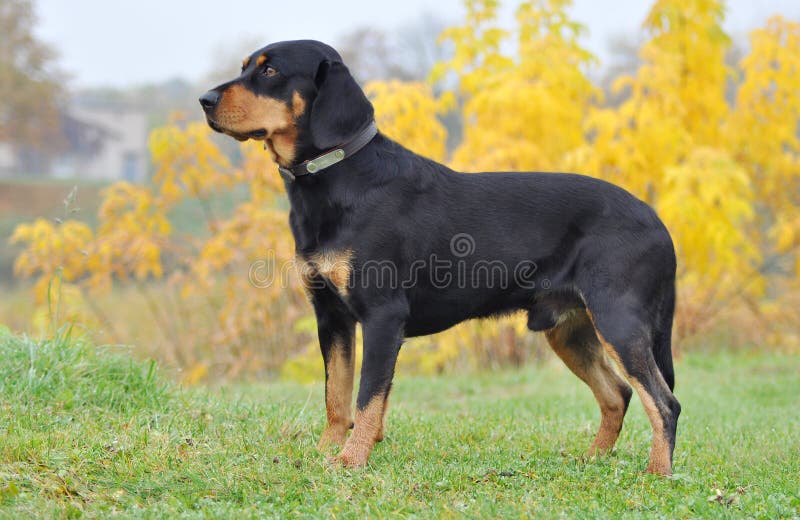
(256, 54, 267, 66)
(586, 312, 673, 475)
(588, 372, 628, 453)
(627, 376, 672, 475)
(332, 395, 385, 467)
(582, 355, 629, 453)
(291, 90, 306, 118)
(376, 389, 391, 442)
(318, 342, 355, 450)
(545, 317, 629, 454)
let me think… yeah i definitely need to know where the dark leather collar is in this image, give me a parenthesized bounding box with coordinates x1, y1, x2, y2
(277, 121, 378, 182)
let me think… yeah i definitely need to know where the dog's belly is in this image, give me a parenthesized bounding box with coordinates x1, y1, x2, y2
(403, 307, 473, 337)
(403, 287, 530, 337)
(403, 311, 485, 337)
(403, 285, 585, 337)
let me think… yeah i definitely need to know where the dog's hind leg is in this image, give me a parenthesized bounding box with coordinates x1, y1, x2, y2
(586, 305, 681, 476)
(542, 309, 633, 455)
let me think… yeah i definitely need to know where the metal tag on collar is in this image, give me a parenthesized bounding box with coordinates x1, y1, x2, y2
(277, 166, 295, 182)
(306, 149, 346, 174)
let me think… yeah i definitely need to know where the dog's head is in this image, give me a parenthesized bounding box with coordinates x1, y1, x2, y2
(199, 40, 374, 167)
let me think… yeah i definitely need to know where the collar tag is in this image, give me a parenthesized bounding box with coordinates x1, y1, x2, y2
(278, 166, 296, 182)
(275, 121, 378, 181)
(306, 149, 345, 174)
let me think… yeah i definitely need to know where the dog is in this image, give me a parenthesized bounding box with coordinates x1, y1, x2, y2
(200, 40, 681, 475)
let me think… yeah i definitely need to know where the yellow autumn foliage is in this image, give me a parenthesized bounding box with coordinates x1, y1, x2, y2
(149, 118, 232, 204)
(8, 0, 800, 381)
(728, 16, 800, 277)
(365, 81, 448, 162)
(10, 218, 92, 303)
(439, 0, 598, 171)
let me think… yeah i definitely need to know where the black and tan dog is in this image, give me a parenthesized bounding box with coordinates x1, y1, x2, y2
(200, 40, 681, 475)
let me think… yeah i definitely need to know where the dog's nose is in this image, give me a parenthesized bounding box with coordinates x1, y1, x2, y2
(199, 90, 220, 111)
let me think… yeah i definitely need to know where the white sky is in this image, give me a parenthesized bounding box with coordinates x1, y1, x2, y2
(34, 0, 800, 88)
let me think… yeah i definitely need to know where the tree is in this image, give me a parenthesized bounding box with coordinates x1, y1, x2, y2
(434, 0, 598, 171)
(0, 0, 63, 167)
(337, 14, 449, 84)
(9, 0, 800, 380)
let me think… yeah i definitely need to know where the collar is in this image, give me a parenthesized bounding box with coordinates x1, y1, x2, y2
(277, 121, 378, 182)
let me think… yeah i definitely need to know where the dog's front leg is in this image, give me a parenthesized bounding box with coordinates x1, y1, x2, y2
(333, 305, 405, 468)
(312, 290, 357, 451)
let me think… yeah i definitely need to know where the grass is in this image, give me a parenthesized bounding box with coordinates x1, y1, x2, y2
(0, 326, 798, 518)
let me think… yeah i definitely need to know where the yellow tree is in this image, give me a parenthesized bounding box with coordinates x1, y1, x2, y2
(437, 0, 597, 171)
(576, 0, 730, 197)
(725, 16, 800, 347)
(569, 0, 762, 339)
(365, 80, 449, 162)
(728, 16, 800, 271)
(149, 117, 232, 207)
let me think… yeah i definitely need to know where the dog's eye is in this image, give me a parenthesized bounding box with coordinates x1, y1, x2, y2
(264, 66, 278, 77)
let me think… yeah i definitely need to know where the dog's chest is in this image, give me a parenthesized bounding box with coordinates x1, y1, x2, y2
(297, 249, 353, 297)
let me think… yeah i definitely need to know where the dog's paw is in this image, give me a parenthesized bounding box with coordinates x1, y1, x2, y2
(645, 461, 672, 476)
(328, 445, 371, 468)
(317, 426, 349, 451)
(583, 445, 614, 460)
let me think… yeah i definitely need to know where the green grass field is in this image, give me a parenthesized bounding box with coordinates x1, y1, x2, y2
(0, 327, 797, 518)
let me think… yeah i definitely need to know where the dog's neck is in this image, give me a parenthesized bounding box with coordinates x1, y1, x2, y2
(283, 134, 392, 255)
(279, 122, 378, 182)
(282, 133, 449, 255)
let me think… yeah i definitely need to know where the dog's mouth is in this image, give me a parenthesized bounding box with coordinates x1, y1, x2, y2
(207, 119, 267, 142)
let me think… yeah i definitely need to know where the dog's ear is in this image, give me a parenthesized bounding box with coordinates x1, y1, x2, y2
(310, 60, 374, 150)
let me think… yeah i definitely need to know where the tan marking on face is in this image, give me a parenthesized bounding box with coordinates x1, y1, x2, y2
(268, 127, 298, 167)
(297, 250, 353, 297)
(333, 395, 385, 467)
(545, 312, 630, 454)
(291, 90, 306, 118)
(586, 311, 672, 475)
(213, 84, 296, 165)
(318, 340, 355, 450)
(256, 54, 267, 66)
(242, 56, 250, 69)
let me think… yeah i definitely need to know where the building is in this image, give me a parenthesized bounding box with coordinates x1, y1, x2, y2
(0, 106, 149, 182)
(52, 107, 149, 182)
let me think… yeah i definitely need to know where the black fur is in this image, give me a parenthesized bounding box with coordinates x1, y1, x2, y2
(200, 40, 681, 473)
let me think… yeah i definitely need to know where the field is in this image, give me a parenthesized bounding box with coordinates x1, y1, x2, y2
(3, 2, 800, 517)
(1, 328, 797, 518)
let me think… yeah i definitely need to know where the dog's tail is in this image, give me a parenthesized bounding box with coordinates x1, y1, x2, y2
(652, 284, 676, 391)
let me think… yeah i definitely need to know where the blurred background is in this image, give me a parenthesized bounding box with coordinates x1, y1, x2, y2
(1, 0, 798, 384)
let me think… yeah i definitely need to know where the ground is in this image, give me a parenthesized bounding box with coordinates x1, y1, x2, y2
(0, 327, 797, 518)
